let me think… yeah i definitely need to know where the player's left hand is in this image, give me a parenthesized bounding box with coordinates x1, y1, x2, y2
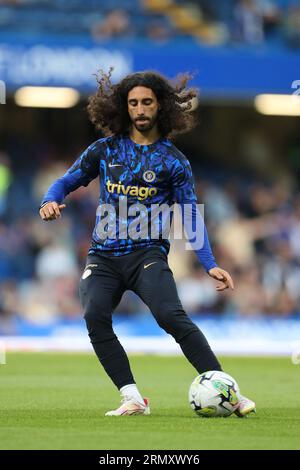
(208, 267, 234, 291)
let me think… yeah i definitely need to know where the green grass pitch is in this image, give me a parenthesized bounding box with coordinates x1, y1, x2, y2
(0, 353, 299, 450)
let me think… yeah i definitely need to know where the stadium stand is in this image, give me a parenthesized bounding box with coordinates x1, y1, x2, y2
(0, 0, 300, 334)
(0, 0, 299, 47)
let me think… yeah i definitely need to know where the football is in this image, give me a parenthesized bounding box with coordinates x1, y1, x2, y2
(189, 371, 240, 417)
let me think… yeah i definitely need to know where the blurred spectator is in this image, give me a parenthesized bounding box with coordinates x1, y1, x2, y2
(91, 9, 133, 40)
(228, 265, 268, 316)
(178, 270, 219, 314)
(33, 161, 69, 203)
(233, 0, 265, 44)
(238, 124, 275, 177)
(146, 18, 173, 43)
(0, 0, 296, 48)
(35, 241, 78, 280)
(259, 0, 281, 38)
(201, 181, 238, 226)
(283, 3, 300, 49)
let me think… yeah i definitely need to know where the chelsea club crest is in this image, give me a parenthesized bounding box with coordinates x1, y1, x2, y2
(143, 170, 156, 183)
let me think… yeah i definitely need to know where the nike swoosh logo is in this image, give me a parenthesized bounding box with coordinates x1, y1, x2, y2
(144, 262, 157, 269)
(109, 164, 123, 167)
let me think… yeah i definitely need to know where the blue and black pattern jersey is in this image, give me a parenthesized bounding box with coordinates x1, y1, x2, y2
(41, 135, 217, 271)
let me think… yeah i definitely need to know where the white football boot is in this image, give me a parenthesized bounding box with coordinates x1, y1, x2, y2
(105, 396, 150, 416)
(235, 395, 256, 417)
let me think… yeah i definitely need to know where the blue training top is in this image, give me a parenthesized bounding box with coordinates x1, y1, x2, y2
(41, 134, 217, 272)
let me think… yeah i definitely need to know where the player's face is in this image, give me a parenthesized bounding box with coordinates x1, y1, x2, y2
(127, 86, 159, 132)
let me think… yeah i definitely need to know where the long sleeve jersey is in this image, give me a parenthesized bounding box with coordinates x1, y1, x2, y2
(41, 134, 217, 272)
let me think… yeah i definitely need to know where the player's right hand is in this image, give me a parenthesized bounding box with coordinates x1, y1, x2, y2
(39, 201, 66, 221)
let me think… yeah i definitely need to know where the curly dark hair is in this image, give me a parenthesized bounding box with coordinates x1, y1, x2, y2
(87, 68, 198, 138)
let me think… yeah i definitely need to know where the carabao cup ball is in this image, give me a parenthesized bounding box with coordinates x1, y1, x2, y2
(189, 370, 240, 417)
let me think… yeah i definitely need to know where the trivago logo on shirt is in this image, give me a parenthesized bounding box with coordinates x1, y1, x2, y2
(106, 179, 158, 201)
